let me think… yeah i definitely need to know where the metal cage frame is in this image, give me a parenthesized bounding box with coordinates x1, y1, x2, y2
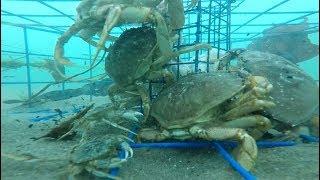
(1, 0, 318, 100)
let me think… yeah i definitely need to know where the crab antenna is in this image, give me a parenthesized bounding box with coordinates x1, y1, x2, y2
(102, 118, 137, 135)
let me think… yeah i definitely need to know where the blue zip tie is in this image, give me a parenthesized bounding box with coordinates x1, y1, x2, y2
(30, 111, 69, 122)
(108, 142, 130, 179)
(131, 141, 211, 148)
(109, 126, 139, 179)
(212, 142, 257, 180)
(300, 134, 319, 142)
(8, 109, 53, 114)
(130, 140, 296, 149)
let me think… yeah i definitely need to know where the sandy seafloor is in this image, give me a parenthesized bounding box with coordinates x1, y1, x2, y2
(1, 96, 319, 180)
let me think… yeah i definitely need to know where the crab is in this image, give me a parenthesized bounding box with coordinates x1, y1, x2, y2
(54, 0, 197, 68)
(68, 136, 131, 179)
(218, 49, 319, 140)
(106, 26, 212, 120)
(62, 104, 143, 179)
(247, 17, 319, 64)
(138, 71, 276, 170)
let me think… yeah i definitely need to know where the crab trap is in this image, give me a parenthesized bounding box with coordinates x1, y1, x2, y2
(1, 0, 319, 180)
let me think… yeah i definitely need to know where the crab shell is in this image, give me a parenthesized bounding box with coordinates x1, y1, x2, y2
(105, 26, 160, 86)
(236, 50, 319, 127)
(151, 72, 244, 129)
(70, 137, 123, 164)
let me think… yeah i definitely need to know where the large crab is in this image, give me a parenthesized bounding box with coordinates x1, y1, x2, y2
(218, 49, 319, 139)
(106, 26, 212, 120)
(138, 71, 276, 170)
(54, 0, 197, 68)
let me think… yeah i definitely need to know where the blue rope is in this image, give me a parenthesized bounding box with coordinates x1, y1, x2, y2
(300, 134, 319, 142)
(108, 140, 296, 179)
(30, 111, 69, 122)
(212, 142, 257, 180)
(130, 140, 296, 149)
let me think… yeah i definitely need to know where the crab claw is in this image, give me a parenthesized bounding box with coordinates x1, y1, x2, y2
(121, 142, 133, 159)
(54, 20, 88, 66)
(122, 111, 144, 123)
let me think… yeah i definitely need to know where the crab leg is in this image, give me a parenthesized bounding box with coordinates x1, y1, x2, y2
(91, 5, 122, 67)
(227, 89, 272, 110)
(165, 0, 185, 29)
(54, 20, 88, 65)
(217, 48, 246, 70)
(147, 69, 175, 86)
(189, 126, 258, 170)
(221, 115, 272, 139)
(134, 82, 151, 122)
(152, 10, 173, 57)
(151, 43, 212, 69)
(222, 99, 276, 120)
(85, 164, 122, 180)
(79, 28, 109, 49)
(244, 76, 273, 94)
(138, 128, 170, 141)
(107, 84, 122, 107)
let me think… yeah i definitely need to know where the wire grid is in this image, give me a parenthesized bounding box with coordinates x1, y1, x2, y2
(1, 0, 319, 100)
(1, 1, 319, 179)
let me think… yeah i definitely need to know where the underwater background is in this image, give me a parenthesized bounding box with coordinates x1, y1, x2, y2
(1, 0, 319, 180)
(1, 0, 319, 101)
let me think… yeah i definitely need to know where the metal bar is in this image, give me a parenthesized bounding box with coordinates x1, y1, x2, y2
(6, 22, 318, 28)
(220, 28, 319, 43)
(23, 27, 32, 99)
(284, 11, 318, 24)
(1, 50, 90, 60)
(1, 21, 68, 28)
(230, 23, 319, 26)
(217, 0, 222, 59)
(188, 13, 191, 61)
(194, 0, 202, 72)
(36, 0, 76, 21)
(7, 10, 309, 18)
(230, 0, 245, 11)
(1, 10, 64, 33)
(226, 0, 231, 50)
(2, 14, 75, 17)
(213, 6, 216, 47)
(2, 21, 62, 34)
(231, 11, 319, 14)
(229, 29, 319, 35)
(10, 0, 80, 1)
(88, 45, 93, 101)
(231, 0, 290, 33)
(1, 82, 56, 84)
(1, 80, 112, 84)
(207, 0, 213, 73)
(246, 11, 318, 41)
(176, 30, 182, 79)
